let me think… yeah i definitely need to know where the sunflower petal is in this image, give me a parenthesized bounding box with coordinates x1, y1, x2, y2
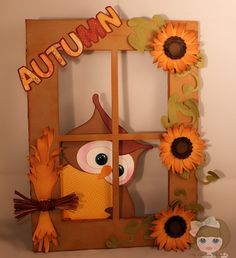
(176, 23, 186, 37)
(166, 23, 174, 36)
(183, 159, 194, 171)
(165, 237, 174, 251)
(183, 53, 198, 65)
(176, 238, 186, 251)
(183, 31, 198, 42)
(157, 32, 167, 42)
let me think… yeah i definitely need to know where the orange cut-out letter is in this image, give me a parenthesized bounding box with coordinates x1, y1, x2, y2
(97, 6, 122, 33)
(46, 43, 67, 67)
(30, 54, 54, 78)
(76, 18, 107, 48)
(60, 32, 83, 57)
(18, 66, 41, 92)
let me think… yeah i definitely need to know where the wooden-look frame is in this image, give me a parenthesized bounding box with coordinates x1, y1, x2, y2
(27, 19, 198, 250)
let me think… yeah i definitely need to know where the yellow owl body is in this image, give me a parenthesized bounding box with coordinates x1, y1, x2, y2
(61, 165, 113, 220)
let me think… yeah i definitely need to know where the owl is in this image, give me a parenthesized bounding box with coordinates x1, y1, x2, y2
(61, 94, 152, 220)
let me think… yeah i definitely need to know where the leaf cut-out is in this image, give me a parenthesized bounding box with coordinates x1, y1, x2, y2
(174, 188, 187, 196)
(127, 15, 165, 52)
(170, 199, 183, 209)
(161, 95, 199, 129)
(182, 84, 199, 96)
(195, 52, 205, 68)
(195, 154, 220, 185)
(144, 229, 154, 240)
(142, 215, 155, 227)
(197, 170, 220, 185)
(105, 236, 119, 249)
(207, 171, 220, 180)
(124, 220, 139, 235)
(179, 170, 190, 180)
(184, 203, 204, 213)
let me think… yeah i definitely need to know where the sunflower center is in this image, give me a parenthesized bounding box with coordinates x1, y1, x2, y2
(171, 137, 193, 159)
(164, 215, 187, 238)
(163, 36, 187, 60)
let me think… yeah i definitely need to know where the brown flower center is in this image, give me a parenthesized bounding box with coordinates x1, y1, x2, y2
(163, 36, 187, 60)
(171, 137, 193, 159)
(164, 215, 187, 238)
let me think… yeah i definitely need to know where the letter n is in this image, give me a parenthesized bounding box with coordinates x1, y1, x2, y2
(97, 6, 122, 33)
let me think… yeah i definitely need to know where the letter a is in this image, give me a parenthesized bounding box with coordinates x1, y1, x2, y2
(18, 66, 41, 92)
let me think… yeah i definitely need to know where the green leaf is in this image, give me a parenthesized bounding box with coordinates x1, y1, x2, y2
(170, 199, 183, 209)
(161, 115, 172, 129)
(143, 229, 154, 240)
(195, 53, 205, 68)
(152, 15, 165, 28)
(161, 94, 180, 129)
(128, 17, 147, 27)
(206, 171, 220, 183)
(122, 238, 135, 245)
(168, 94, 180, 125)
(208, 171, 220, 179)
(127, 15, 165, 51)
(179, 170, 190, 180)
(182, 84, 199, 96)
(105, 236, 119, 249)
(177, 102, 194, 117)
(162, 88, 200, 129)
(142, 215, 155, 227)
(174, 188, 187, 196)
(176, 69, 192, 78)
(184, 203, 204, 213)
(124, 220, 139, 235)
(183, 99, 199, 124)
(127, 26, 148, 52)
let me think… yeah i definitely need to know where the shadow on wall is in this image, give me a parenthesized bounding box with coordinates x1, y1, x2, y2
(0, 217, 32, 250)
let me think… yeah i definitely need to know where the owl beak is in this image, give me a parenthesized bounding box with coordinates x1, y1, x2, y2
(98, 165, 112, 179)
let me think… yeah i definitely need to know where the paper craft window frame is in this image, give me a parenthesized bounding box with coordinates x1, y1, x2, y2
(27, 19, 198, 250)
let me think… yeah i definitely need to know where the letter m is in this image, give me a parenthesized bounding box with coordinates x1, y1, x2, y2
(76, 18, 107, 48)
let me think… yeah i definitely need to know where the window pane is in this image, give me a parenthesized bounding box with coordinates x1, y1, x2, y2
(59, 51, 112, 134)
(127, 140, 168, 216)
(118, 51, 168, 132)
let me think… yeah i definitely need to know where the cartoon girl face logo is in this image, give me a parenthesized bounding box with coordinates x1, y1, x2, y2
(190, 216, 230, 257)
(197, 236, 223, 255)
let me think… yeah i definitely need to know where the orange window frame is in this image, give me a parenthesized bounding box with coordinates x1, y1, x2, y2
(26, 19, 198, 250)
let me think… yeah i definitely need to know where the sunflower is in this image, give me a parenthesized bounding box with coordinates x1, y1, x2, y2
(150, 206, 195, 251)
(159, 124, 205, 174)
(150, 23, 199, 73)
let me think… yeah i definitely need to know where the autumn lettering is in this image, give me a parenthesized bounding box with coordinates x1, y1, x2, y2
(18, 6, 122, 92)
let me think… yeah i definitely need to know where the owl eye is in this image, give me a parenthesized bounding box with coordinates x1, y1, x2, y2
(95, 153, 108, 166)
(77, 141, 112, 174)
(119, 165, 125, 177)
(105, 154, 134, 185)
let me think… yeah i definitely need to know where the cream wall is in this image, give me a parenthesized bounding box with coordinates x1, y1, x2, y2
(0, 0, 236, 256)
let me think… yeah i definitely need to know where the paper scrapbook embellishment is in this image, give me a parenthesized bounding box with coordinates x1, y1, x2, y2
(159, 124, 205, 174)
(150, 23, 200, 73)
(14, 128, 79, 252)
(150, 206, 195, 251)
(190, 216, 230, 257)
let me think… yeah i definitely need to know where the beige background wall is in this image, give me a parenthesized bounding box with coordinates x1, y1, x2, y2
(0, 0, 235, 257)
